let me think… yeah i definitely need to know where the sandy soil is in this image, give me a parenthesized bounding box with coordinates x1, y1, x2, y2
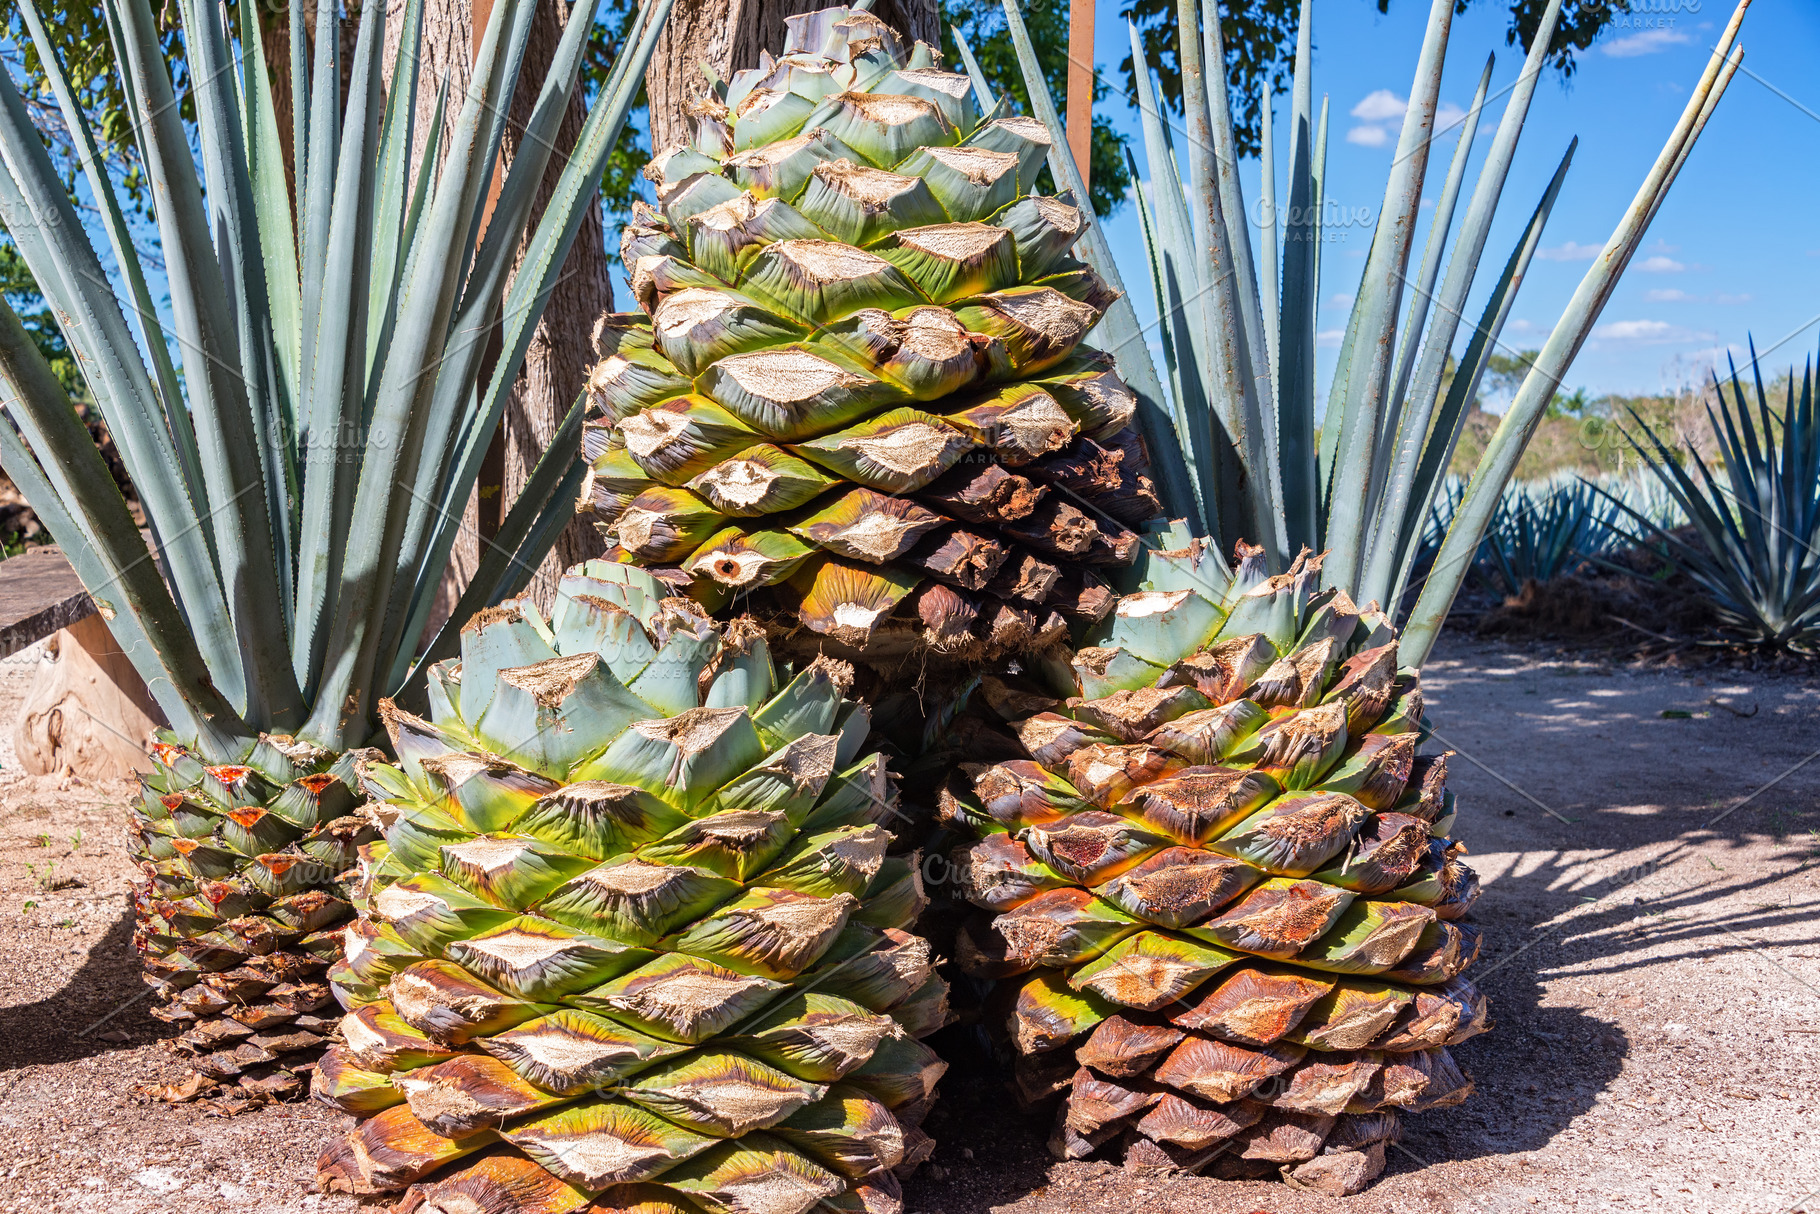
(2, 636, 1817, 1213)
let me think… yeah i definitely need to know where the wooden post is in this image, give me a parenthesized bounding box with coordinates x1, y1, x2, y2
(1066, 0, 1095, 196)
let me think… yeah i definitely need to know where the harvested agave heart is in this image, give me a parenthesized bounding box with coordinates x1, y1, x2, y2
(1211, 792, 1370, 877)
(1282, 980, 1413, 1051)
(1315, 732, 1418, 810)
(1170, 965, 1334, 1045)
(1382, 921, 1480, 985)
(1135, 1091, 1264, 1150)
(953, 832, 1071, 910)
(1372, 977, 1489, 1051)
(1265, 1050, 1384, 1116)
(1145, 699, 1271, 766)
(967, 760, 1093, 827)
(1065, 743, 1186, 808)
(1152, 1036, 1306, 1104)
(1007, 970, 1116, 1054)
(1070, 685, 1212, 742)
(1157, 634, 1277, 703)
(1228, 702, 1350, 788)
(318, 565, 950, 1207)
(1075, 1014, 1186, 1077)
(1016, 811, 1171, 884)
(1091, 847, 1265, 929)
(1184, 878, 1355, 959)
(1009, 712, 1116, 771)
(987, 888, 1142, 970)
(1308, 813, 1431, 894)
(1395, 752, 1452, 822)
(949, 541, 1490, 1184)
(1067, 931, 1243, 1011)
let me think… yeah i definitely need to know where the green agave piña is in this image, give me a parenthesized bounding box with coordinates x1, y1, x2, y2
(315, 564, 946, 1214)
(582, 4, 1158, 662)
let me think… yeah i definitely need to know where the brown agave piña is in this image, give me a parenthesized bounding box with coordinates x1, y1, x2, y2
(947, 543, 1487, 1192)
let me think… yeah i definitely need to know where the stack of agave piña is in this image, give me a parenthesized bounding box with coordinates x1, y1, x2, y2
(944, 537, 1485, 1190)
(315, 563, 948, 1214)
(586, 6, 1160, 659)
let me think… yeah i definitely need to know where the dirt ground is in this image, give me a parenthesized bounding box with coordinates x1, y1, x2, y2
(1, 635, 1817, 1214)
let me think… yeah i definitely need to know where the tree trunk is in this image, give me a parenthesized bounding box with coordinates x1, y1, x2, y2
(645, 0, 940, 151)
(385, 0, 612, 625)
(500, 0, 614, 605)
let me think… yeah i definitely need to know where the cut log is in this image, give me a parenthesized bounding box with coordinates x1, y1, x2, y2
(13, 612, 163, 778)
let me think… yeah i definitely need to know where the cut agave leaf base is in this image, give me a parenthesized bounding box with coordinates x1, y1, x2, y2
(586, 5, 1158, 665)
(947, 542, 1486, 1192)
(133, 738, 379, 1106)
(315, 563, 947, 1214)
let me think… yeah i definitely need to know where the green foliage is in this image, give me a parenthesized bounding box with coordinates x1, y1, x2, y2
(1475, 479, 1623, 594)
(0, 238, 82, 402)
(996, 0, 1743, 670)
(945, 0, 1132, 217)
(586, 0, 655, 228)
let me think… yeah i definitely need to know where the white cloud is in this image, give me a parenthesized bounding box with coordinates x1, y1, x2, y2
(1328, 293, 1355, 309)
(1595, 319, 1714, 343)
(1715, 292, 1752, 305)
(1316, 329, 1345, 348)
(1645, 288, 1695, 302)
(1346, 124, 1391, 147)
(1536, 241, 1603, 262)
(1636, 255, 1686, 273)
(1351, 89, 1408, 122)
(1602, 28, 1692, 58)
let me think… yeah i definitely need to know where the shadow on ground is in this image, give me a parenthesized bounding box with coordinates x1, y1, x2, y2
(0, 903, 171, 1073)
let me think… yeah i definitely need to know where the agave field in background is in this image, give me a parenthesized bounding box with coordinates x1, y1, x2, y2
(1600, 347, 1820, 652)
(0, 0, 666, 1103)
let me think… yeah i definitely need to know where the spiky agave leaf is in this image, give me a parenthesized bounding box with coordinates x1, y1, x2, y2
(317, 565, 947, 1208)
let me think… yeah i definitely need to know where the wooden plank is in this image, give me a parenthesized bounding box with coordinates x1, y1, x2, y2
(1066, 0, 1095, 195)
(0, 546, 94, 659)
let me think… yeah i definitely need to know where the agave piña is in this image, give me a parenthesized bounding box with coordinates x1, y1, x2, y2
(315, 563, 946, 1212)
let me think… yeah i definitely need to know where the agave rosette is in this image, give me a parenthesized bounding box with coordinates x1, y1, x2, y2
(583, 6, 1160, 662)
(314, 564, 946, 1213)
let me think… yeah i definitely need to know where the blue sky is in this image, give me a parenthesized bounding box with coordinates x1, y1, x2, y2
(1083, 0, 1818, 403)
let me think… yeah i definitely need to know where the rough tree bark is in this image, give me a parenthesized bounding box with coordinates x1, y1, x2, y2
(644, 0, 941, 151)
(385, 0, 613, 621)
